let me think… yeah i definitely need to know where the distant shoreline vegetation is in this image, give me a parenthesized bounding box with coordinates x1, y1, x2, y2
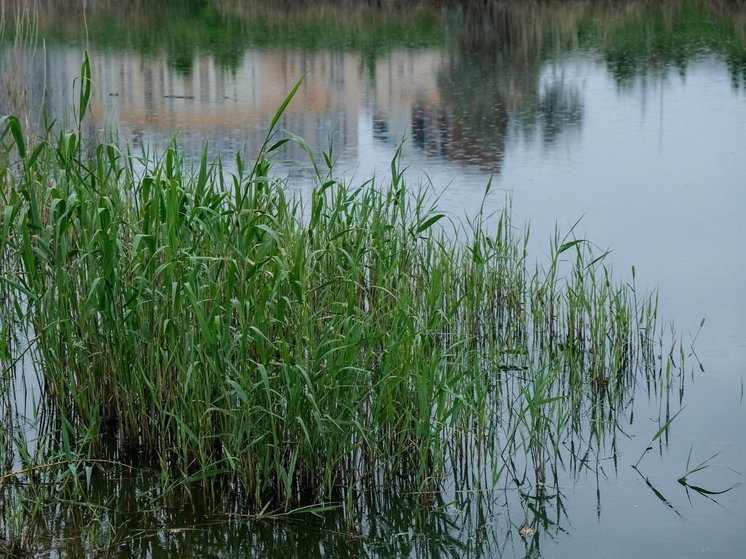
(2, 0, 745, 82)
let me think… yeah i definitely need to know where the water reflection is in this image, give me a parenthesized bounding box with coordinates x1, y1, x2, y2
(1, 467, 589, 557)
(0, 322, 692, 558)
(2, 0, 745, 179)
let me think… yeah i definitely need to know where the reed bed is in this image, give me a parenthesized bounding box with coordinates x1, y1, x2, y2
(0, 81, 663, 518)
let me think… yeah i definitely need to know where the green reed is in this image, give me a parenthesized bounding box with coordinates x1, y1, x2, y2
(0, 81, 665, 519)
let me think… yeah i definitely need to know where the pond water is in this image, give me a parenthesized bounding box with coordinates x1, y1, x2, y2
(1, 0, 745, 557)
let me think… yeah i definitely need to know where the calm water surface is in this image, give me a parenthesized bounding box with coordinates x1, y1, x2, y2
(1, 1, 745, 556)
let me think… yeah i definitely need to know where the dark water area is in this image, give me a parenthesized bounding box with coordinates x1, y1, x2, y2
(1, 1, 745, 557)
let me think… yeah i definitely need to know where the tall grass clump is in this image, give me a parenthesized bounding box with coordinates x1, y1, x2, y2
(0, 73, 664, 514)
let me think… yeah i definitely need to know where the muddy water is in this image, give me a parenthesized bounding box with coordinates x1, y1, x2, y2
(1, 1, 745, 557)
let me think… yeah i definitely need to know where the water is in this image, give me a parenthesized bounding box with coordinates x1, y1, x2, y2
(1, 1, 745, 556)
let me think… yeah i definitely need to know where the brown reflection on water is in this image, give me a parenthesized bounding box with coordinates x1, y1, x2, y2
(1, 0, 589, 173)
(46, 43, 519, 172)
(10, 0, 745, 175)
(77, 48, 448, 161)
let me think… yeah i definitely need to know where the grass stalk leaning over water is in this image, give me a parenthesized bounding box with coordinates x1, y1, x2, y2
(0, 78, 664, 513)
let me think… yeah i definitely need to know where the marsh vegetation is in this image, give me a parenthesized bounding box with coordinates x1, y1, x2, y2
(0, 65, 685, 555)
(1, 1, 744, 557)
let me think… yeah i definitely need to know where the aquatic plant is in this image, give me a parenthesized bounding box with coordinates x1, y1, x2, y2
(0, 65, 669, 557)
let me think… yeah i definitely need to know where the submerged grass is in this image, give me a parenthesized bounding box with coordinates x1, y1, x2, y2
(0, 71, 666, 533)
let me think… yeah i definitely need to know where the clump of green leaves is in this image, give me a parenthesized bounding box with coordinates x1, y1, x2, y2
(1, 69, 663, 520)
